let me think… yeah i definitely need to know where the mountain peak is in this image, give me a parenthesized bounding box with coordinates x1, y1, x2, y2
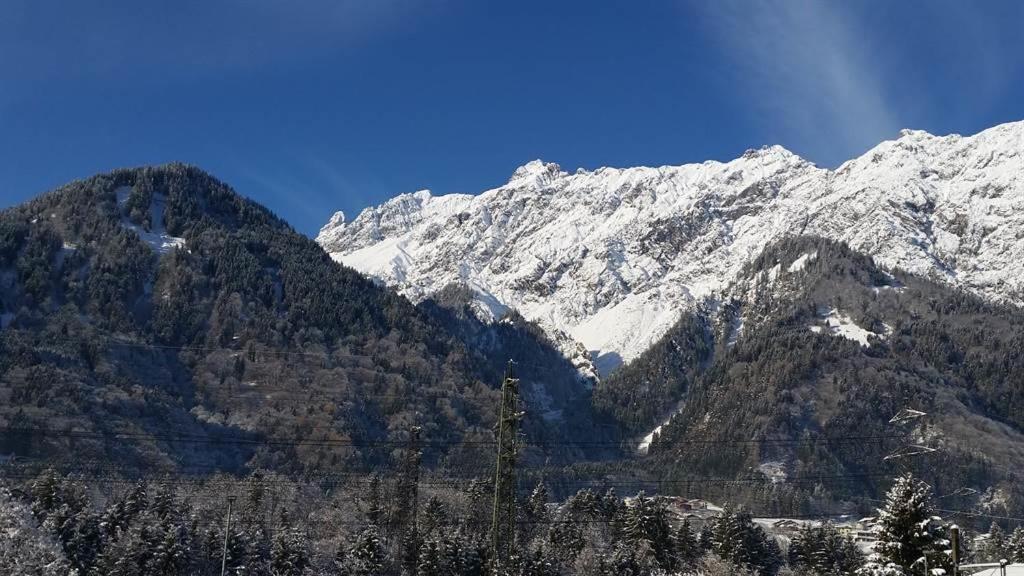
(508, 159, 565, 188)
(740, 144, 800, 160)
(320, 210, 346, 234)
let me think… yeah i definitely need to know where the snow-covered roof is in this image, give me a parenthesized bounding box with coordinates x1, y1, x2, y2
(966, 564, 1024, 576)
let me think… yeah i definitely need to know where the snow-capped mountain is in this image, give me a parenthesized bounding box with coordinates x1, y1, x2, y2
(318, 121, 1024, 374)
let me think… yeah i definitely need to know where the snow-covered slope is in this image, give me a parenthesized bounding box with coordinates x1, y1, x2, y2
(318, 121, 1024, 373)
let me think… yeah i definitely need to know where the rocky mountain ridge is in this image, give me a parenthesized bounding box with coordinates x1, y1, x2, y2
(318, 121, 1024, 374)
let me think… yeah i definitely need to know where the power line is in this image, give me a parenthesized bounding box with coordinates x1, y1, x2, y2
(0, 425, 906, 448)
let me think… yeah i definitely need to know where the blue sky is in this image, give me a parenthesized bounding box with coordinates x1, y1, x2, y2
(2, 1, 1022, 236)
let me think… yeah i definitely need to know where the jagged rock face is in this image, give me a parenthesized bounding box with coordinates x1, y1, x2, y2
(318, 122, 1024, 374)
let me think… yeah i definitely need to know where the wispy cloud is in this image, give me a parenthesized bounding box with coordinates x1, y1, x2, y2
(696, 0, 900, 165)
(1, 0, 428, 84)
(224, 148, 390, 236)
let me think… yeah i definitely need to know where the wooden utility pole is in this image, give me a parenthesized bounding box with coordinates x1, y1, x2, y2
(402, 426, 422, 530)
(950, 524, 960, 576)
(397, 426, 422, 574)
(220, 496, 235, 576)
(490, 360, 522, 568)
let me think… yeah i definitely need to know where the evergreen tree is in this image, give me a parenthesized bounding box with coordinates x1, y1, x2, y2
(699, 523, 714, 551)
(465, 478, 490, 534)
(600, 487, 625, 532)
(545, 520, 585, 570)
(522, 482, 550, 544)
(1009, 526, 1024, 563)
(873, 474, 951, 573)
(146, 521, 190, 576)
(416, 539, 442, 576)
(856, 558, 906, 576)
(350, 527, 387, 576)
(222, 529, 253, 576)
(333, 540, 353, 576)
(788, 524, 811, 569)
(710, 505, 781, 575)
(604, 543, 656, 576)
(29, 470, 64, 521)
(527, 482, 549, 523)
(149, 485, 175, 523)
(675, 517, 701, 567)
(0, 486, 75, 576)
(519, 547, 557, 576)
(365, 475, 384, 529)
(984, 522, 1009, 562)
(623, 491, 675, 570)
(421, 496, 445, 538)
(789, 522, 862, 575)
(270, 509, 309, 576)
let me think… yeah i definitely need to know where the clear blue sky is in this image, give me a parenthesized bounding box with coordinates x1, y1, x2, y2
(2, 1, 1022, 236)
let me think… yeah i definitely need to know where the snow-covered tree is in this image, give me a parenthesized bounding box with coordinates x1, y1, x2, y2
(1009, 526, 1024, 563)
(623, 491, 675, 570)
(420, 496, 445, 537)
(983, 522, 1009, 562)
(0, 486, 76, 576)
(675, 516, 701, 567)
(873, 473, 951, 574)
(527, 482, 549, 523)
(710, 505, 781, 575)
(364, 475, 383, 529)
(789, 522, 862, 575)
(416, 539, 442, 576)
(270, 509, 310, 576)
(856, 557, 906, 576)
(603, 542, 659, 576)
(146, 521, 191, 576)
(349, 526, 387, 576)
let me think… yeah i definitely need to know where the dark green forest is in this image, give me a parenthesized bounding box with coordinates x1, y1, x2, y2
(0, 164, 612, 480)
(596, 236, 1024, 519)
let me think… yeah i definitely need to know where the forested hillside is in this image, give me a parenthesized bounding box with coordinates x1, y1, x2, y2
(600, 236, 1024, 517)
(0, 164, 605, 479)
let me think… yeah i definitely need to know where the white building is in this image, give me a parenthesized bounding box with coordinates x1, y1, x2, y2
(964, 564, 1024, 576)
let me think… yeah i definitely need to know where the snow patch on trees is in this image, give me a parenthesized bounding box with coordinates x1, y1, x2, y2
(115, 186, 185, 254)
(788, 251, 817, 273)
(810, 307, 884, 347)
(0, 487, 73, 576)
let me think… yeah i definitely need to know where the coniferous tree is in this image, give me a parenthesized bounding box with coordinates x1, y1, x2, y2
(622, 491, 675, 571)
(0, 486, 74, 576)
(675, 517, 701, 568)
(465, 478, 490, 534)
(521, 482, 550, 544)
(527, 482, 549, 523)
(350, 527, 387, 576)
(520, 547, 557, 576)
(421, 496, 445, 538)
(333, 541, 352, 576)
(604, 543, 655, 576)
(983, 522, 1009, 562)
(600, 488, 624, 526)
(789, 522, 862, 575)
(710, 505, 781, 575)
(146, 521, 190, 576)
(872, 473, 951, 574)
(1009, 526, 1024, 563)
(270, 509, 310, 576)
(149, 485, 175, 523)
(699, 523, 714, 551)
(365, 475, 384, 529)
(416, 539, 442, 576)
